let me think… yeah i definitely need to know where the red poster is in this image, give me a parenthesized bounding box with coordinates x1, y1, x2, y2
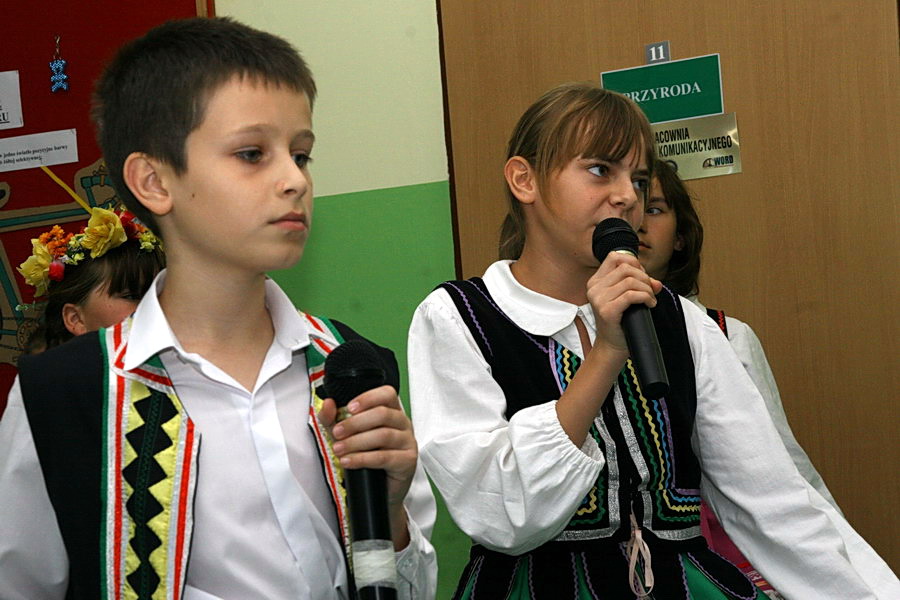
(0, 2, 203, 412)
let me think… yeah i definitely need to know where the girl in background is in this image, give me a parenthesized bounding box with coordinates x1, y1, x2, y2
(18, 206, 164, 352)
(639, 159, 899, 597)
(639, 159, 839, 509)
(409, 82, 882, 599)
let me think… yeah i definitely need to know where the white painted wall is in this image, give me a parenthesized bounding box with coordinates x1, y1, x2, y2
(216, 0, 448, 197)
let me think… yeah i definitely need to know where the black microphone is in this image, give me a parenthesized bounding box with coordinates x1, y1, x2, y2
(323, 339, 397, 600)
(592, 218, 669, 399)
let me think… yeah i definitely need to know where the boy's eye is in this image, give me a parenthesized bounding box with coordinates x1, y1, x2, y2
(633, 178, 649, 193)
(293, 153, 312, 169)
(118, 292, 141, 301)
(235, 149, 263, 163)
(587, 164, 609, 177)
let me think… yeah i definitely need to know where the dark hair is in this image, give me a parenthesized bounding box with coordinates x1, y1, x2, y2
(35, 240, 165, 349)
(653, 159, 703, 296)
(499, 83, 655, 260)
(92, 17, 317, 235)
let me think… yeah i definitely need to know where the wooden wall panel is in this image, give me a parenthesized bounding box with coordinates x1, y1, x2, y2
(440, 0, 898, 569)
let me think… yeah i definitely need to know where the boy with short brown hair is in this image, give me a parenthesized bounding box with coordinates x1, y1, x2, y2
(0, 17, 436, 600)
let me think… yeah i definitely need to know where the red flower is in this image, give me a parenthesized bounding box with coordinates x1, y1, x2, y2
(48, 259, 65, 282)
(120, 212, 139, 238)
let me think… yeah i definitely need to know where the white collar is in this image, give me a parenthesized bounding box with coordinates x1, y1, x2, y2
(482, 260, 595, 337)
(123, 269, 311, 371)
(685, 294, 705, 312)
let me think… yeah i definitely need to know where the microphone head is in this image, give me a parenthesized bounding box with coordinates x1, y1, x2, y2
(323, 339, 387, 408)
(592, 217, 639, 262)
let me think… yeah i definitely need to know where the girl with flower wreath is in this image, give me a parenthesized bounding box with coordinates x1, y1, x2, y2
(17, 206, 164, 352)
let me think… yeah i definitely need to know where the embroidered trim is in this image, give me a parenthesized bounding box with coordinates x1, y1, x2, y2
(443, 279, 550, 355)
(706, 308, 729, 336)
(686, 552, 759, 600)
(302, 313, 353, 570)
(101, 321, 198, 600)
(621, 360, 700, 520)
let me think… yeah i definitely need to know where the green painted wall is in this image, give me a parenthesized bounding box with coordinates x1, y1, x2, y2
(270, 180, 453, 396)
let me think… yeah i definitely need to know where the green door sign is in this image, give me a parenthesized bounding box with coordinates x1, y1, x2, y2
(601, 54, 723, 124)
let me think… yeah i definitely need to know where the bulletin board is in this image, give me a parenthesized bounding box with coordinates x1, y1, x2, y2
(0, 1, 204, 412)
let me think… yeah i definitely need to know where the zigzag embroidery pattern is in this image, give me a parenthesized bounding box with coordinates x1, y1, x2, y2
(621, 361, 699, 520)
(121, 386, 181, 597)
(552, 341, 608, 527)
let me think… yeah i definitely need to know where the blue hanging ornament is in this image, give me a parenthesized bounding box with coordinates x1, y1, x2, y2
(50, 35, 69, 93)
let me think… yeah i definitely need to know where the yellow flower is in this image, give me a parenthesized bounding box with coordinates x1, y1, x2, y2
(17, 240, 52, 297)
(80, 207, 126, 258)
(138, 230, 160, 252)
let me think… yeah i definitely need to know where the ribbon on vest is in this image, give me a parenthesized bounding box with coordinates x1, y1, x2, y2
(303, 313, 354, 568)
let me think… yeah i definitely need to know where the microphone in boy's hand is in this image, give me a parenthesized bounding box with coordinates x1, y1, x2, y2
(592, 218, 669, 399)
(323, 339, 397, 600)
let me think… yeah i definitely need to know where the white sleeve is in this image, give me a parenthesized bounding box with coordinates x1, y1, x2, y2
(0, 378, 69, 600)
(685, 300, 877, 599)
(395, 445, 438, 599)
(804, 481, 900, 598)
(726, 316, 842, 511)
(408, 289, 604, 555)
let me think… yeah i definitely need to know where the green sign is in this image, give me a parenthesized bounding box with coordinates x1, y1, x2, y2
(601, 54, 723, 124)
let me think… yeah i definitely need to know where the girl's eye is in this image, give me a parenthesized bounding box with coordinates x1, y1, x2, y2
(293, 153, 312, 169)
(646, 206, 663, 215)
(587, 164, 609, 177)
(236, 149, 263, 163)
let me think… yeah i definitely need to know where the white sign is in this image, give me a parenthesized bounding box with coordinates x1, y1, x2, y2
(0, 70, 24, 130)
(0, 129, 79, 173)
(651, 113, 741, 181)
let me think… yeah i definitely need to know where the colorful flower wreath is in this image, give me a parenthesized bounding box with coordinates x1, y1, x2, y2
(17, 207, 162, 298)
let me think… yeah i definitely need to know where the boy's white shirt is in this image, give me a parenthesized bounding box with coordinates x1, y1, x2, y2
(0, 269, 437, 600)
(409, 260, 895, 599)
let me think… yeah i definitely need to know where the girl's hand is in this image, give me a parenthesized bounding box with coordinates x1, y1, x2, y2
(319, 385, 417, 549)
(586, 251, 662, 353)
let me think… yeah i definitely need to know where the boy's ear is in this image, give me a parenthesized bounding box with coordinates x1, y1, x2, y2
(504, 156, 539, 205)
(122, 152, 174, 217)
(61, 303, 88, 336)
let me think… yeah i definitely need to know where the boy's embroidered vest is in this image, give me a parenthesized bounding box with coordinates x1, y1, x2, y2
(18, 313, 368, 600)
(440, 278, 702, 547)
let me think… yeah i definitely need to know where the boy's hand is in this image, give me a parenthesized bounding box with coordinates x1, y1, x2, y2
(586, 251, 662, 353)
(319, 385, 417, 549)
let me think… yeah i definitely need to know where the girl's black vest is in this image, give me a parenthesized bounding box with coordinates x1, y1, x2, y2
(438, 278, 757, 600)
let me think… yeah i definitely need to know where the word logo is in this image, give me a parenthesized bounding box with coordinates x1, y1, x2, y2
(702, 155, 735, 168)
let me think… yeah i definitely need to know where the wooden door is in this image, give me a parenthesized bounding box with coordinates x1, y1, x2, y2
(439, 0, 899, 569)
